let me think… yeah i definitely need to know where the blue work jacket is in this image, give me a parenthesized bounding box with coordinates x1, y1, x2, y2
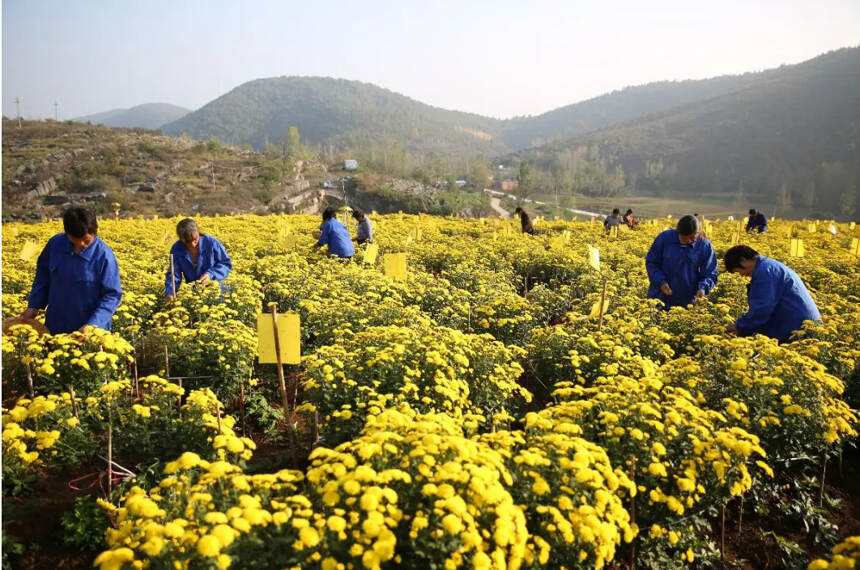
(316, 219, 354, 258)
(28, 233, 122, 334)
(736, 256, 821, 343)
(165, 234, 232, 297)
(645, 229, 718, 309)
(746, 213, 767, 233)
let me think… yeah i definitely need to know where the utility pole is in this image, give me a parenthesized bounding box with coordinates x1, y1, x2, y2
(15, 97, 21, 128)
(54, 101, 59, 121)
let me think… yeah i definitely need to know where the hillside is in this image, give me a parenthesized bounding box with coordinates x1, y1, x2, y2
(162, 77, 506, 157)
(74, 103, 190, 129)
(517, 47, 860, 219)
(497, 73, 768, 149)
(0, 120, 490, 220)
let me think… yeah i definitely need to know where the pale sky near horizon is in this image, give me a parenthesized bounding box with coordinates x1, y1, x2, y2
(2, 0, 859, 121)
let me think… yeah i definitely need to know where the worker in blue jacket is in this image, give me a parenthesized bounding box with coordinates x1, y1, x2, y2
(165, 218, 232, 300)
(746, 209, 767, 233)
(645, 215, 718, 309)
(723, 245, 821, 343)
(315, 207, 354, 258)
(22, 207, 122, 334)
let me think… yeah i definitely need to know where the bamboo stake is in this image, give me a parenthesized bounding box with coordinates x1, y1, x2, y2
(177, 378, 183, 419)
(597, 278, 608, 331)
(720, 503, 726, 568)
(738, 495, 744, 537)
(270, 304, 290, 418)
(239, 384, 246, 436)
(819, 454, 827, 507)
(215, 400, 223, 434)
(25, 362, 34, 398)
(164, 344, 170, 378)
(629, 457, 637, 569)
(169, 254, 177, 300)
(270, 303, 297, 467)
(68, 386, 78, 418)
(107, 421, 113, 495)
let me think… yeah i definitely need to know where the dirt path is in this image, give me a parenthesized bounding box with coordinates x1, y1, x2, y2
(489, 196, 509, 218)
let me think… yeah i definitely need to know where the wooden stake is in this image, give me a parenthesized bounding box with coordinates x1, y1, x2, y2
(215, 400, 222, 434)
(819, 454, 827, 507)
(720, 503, 726, 568)
(132, 352, 140, 398)
(177, 378, 183, 419)
(738, 495, 743, 537)
(68, 386, 78, 419)
(270, 303, 298, 467)
(25, 362, 34, 398)
(270, 305, 290, 419)
(164, 344, 170, 378)
(629, 457, 637, 569)
(597, 277, 608, 331)
(169, 254, 177, 300)
(107, 420, 113, 495)
(239, 384, 246, 436)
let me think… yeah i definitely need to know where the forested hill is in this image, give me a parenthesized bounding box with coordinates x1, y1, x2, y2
(161, 77, 507, 157)
(497, 73, 769, 149)
(518, 47, 860, 219)
(74, 103, 190, 129)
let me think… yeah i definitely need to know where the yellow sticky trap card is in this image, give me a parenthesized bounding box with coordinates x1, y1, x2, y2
(790, 238, 805, 258)
(257, 312, 301, 364)
(850, 222, 856, 230)
(849, 238, 859, 257)
(19, 240, 40, 262)
(587, 245, 600, 272)
(589, 298, 610, 318)
(363, 243, 379, 265)
(384, 253, 408, 281)
(730, 232, 740, 246)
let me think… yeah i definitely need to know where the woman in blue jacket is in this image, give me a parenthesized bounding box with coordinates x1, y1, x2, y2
(723, 245, 821, 343)
(645, 215, 718, 309)
(165, 218, 232, 300)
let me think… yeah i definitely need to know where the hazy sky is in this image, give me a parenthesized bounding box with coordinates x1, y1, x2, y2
(3, 0, 859, 120)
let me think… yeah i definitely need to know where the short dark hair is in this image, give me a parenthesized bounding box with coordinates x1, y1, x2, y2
(749, 209, 757, 215)
(63, 207, 98, 237)
(612, 208, 620, 215)
(176, 218, 199, 242)
(514, 206, 523, 214)
(625, 209, 633, 215)
(322, 207, 337, 221)
(676, 214, 699, 236)
(351, 209, 364, 220)
(724, 245, 760, 272)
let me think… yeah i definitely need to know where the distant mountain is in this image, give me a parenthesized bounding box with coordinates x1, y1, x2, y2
(518, 47, 860, 218)
(498, 74, 769, 149)
(74, 103, 190, 129)
(162, 77, 506, 157)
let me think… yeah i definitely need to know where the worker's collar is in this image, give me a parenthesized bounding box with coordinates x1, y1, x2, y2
(64, 235, 99, 261)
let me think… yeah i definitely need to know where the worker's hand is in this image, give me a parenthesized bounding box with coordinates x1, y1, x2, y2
(725, 323, 738, 335)
(312, 230, 321, 239)
(660, 283, 673, 296)
(695, 289, 706, 299)
(20, 308, 40, 320)
(197, 273, 211, 285)
(166, 295, 175, 303)
(76, 324, 92, 340)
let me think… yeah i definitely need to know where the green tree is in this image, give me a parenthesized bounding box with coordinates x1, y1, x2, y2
(467, 156, 490, 190)
(516, 160, 534, 203)
(285, 126, 302, 159)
